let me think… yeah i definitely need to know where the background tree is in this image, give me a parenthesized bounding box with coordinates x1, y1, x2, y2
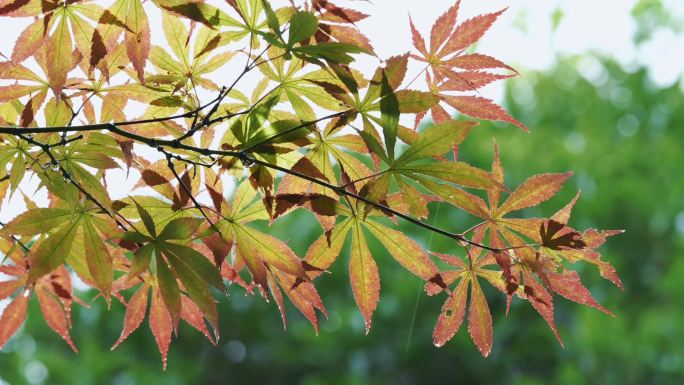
(0, 0, 622, 372)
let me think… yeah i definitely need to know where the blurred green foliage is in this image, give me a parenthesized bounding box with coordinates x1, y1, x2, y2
(632, 0, 683, 43)
(1, 56, 683, 385)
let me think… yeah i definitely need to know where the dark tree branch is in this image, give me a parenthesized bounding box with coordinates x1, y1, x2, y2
(162, 150, 221, 234)
(0, 115, 519, 253)
(14, 133, 131, 232)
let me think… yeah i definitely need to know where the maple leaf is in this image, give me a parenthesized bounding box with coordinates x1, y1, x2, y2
(110, 277, 213, 369)
(312, 0, 374, 54)
(431, 251, 507, 356)
(348, 220, 379, 333)
(0, 292, 29, 349)
(207, 180, 326, 330)
(94, 0, 151, 81)
(423, 143, 618, 341)
(409, 3, 527, 130)
(304, 205, 443, 332)
(274, 117, 371, 227)
(71, 44, 165, 124)
(153, 0, 233, 28)
(119, 202, 224, 330)
(256, 45, 349, 120)
(146, 13, 235, 96)
(0, 198, 118, 300)
(0, 57, 53, 126)
(344, 119, 498, 219)
(220, 0, 294, 50)
(0, 249, 82, 352)
(149, 286, 173, 369)
(3, 1, 102, 97)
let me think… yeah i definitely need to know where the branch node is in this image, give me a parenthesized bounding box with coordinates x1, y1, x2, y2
(331, 185, 346, 196)
(238, 151, 256, 168)
(151, 139, 164, 152)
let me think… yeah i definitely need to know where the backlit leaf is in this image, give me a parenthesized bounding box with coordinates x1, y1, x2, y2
(155, 253, 181, 327)
(396, 120, 475, 164)
(349, 221, 379, 334)
(394, 90, 440, 113)
(149, 288, 173, 369)
(125, 0, 151, 81)
(83, 215, 113, 300)
(112, 284, 150, 350)
(28, 220, 80, 282)
(523, 270, 564, 345)
(445, 96, 529, 132)
(439, 9, 506, 57)
(288, 11, 318, 47)
(467, 278, 493, 357)
(37, 286, 78, 352)
(0, 292, 29, 349)
(497, 173, 572, 216)
(433, 278, 467, 347)
(45, 14, 74, 98)
(362, 219, 439, 281)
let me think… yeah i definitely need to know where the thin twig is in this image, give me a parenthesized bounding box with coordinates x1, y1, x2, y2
(15, 133, 131, 232)
(2, 119, 515, 252)
(0, 220, 31, 253)
(162, 151, 221, 234)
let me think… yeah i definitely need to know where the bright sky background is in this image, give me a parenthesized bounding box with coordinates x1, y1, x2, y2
(1, 0, 684, 224)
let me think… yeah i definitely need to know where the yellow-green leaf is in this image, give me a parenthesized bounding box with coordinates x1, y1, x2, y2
(362, 219, 439, 280)
(28, 219, 80, 282)
(349, 221, 379, 334)
(83, 215, 113, 300)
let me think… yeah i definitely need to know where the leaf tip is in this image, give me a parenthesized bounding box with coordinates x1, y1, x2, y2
(364, 319, 372, 335)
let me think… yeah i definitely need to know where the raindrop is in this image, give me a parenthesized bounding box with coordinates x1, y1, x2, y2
(50, 162, 60, 172)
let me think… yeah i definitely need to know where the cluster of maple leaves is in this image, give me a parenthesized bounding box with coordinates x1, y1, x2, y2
(0, 0, 622, 366)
